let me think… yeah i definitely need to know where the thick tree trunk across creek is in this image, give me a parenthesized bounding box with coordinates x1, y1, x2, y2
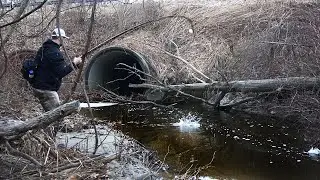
(0, 100, 80, 137)
(130, 77, 320, 93)
(129, 77, 320, 105)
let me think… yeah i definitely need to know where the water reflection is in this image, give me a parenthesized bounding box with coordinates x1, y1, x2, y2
(83, 104, 320, 179)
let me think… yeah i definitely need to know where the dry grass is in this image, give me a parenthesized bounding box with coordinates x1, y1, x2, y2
(1, 0, 320, 151)
(2, 0, 320, 110)
(4, 0, 320, 83)
(158, 0, 320, 81)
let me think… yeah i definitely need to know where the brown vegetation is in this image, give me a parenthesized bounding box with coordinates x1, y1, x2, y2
(1, 0, 320, 178)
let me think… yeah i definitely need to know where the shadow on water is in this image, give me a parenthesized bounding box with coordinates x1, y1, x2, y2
(82, 104, 320, 180)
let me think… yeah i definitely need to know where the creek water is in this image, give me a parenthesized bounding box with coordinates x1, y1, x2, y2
(77, 104, 320, 179)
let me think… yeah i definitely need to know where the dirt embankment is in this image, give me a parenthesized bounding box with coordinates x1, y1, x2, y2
(2, 0, 320, 115)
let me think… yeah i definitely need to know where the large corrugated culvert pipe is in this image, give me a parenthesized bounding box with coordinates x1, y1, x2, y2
(85, 47, 153, 96)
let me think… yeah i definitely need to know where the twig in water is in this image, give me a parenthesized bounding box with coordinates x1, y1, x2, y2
(193, 151, 216, 177)
(98, 84, 175, 109)
(93, 127, 112, 152)
(55, 0, 99, 154)
(156, 145, 170, 172)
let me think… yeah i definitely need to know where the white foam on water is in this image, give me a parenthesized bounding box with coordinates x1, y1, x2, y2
(307, 147, 320, 156)
(172, 113, 200, 132)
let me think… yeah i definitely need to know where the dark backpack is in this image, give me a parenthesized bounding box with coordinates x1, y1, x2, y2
(21, 58, 38, 83)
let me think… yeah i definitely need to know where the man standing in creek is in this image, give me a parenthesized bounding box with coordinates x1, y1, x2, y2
(31, 28, 82, 137)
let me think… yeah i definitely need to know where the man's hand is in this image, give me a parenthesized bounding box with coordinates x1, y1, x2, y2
(73, 57, 82, 65)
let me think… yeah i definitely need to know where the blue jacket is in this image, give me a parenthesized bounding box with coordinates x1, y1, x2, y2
(32, 39, 73, 91)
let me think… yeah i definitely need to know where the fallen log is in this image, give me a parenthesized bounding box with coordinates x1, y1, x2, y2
(129, 77, 320, 107)
(129, 76, 320, 93)
(0, 100, 80, 137)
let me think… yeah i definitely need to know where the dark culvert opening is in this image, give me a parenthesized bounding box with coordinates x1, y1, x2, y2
(85, 47, 150, 96)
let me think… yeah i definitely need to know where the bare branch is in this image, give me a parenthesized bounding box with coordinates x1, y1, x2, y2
(23, 16, 56, 38)
(0, 0, 29, 79)
(164, 51, 213, 83)
(55, 0, 64, 49)
(97, 84, 176, 109)
(65, 0, 98, 103)
(2, 0, 29, 44)
(5, 140, 42, 167)
(85, 15, 194, 57)
(0, 7, 15, 20)
(0, 0, 48, 29)
(117, 63, 213, 105)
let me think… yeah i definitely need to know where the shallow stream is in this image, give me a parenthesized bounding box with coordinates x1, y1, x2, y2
(64, 104, 320, 179)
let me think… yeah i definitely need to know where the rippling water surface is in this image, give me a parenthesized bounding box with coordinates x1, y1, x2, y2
(82, 104, 320, 179)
